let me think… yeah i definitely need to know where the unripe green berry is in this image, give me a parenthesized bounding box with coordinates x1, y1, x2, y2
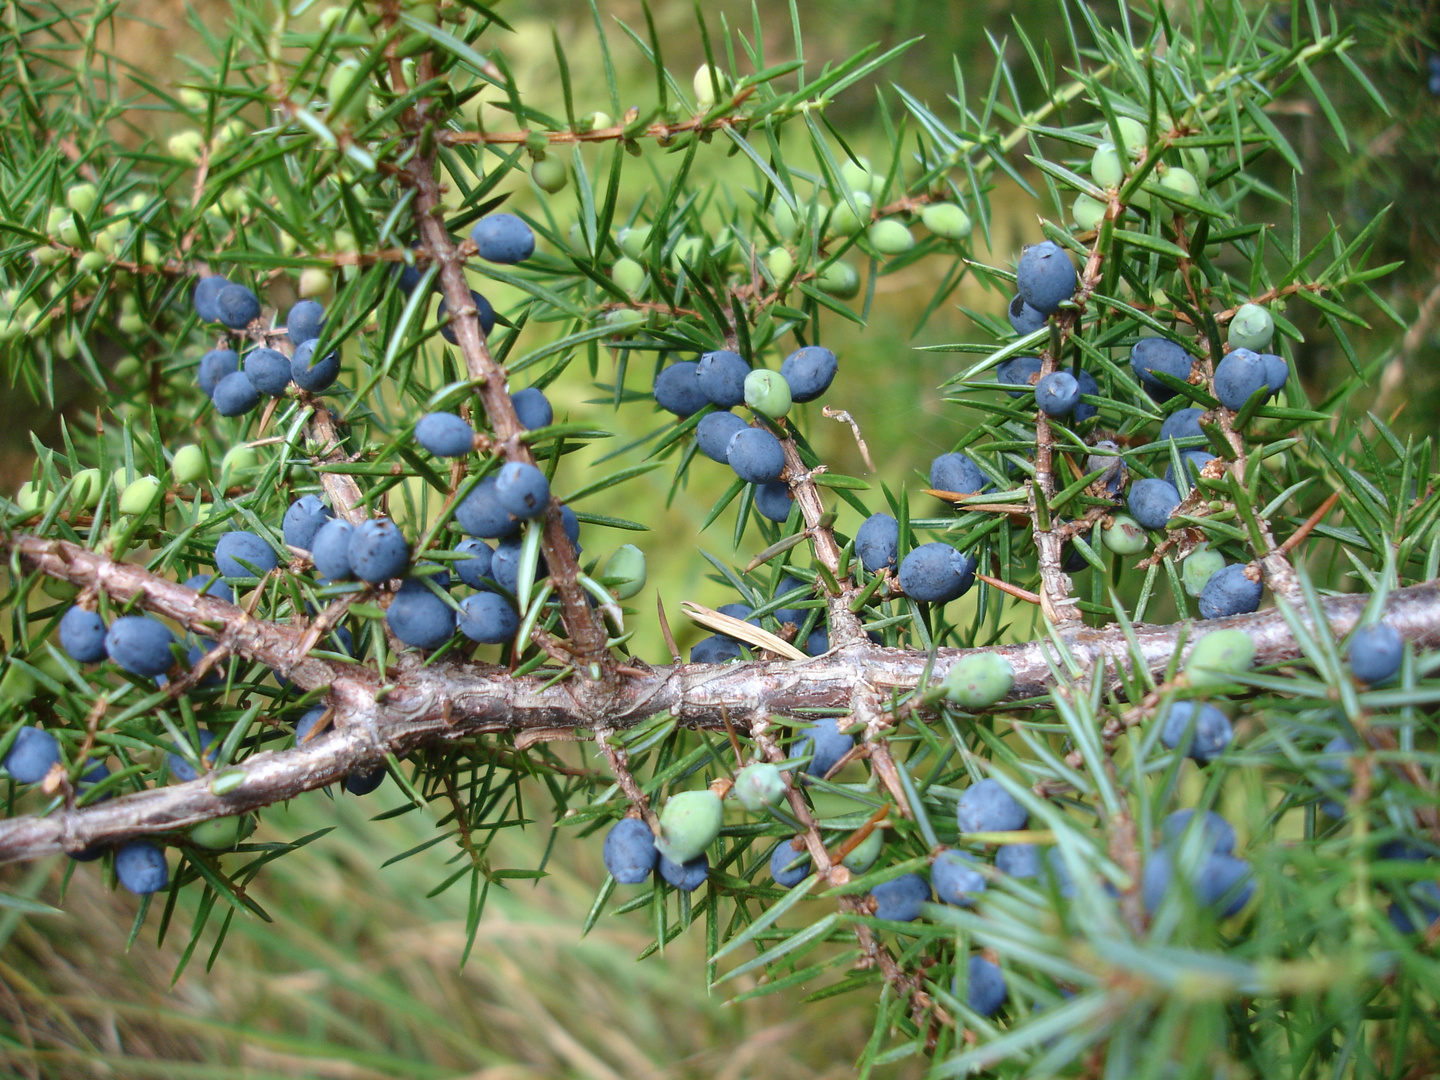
(118, 475, 161, 516)
(1114, 116, 1147, 158)
(1227, 302, 1274, 352)
(57, 217, 81, 246)
(669, 235, 705, 275)
(732, 763, 786, 811)
(868, 218, 914, 256)
(299, 268, 333, 299)
(605, 308, 645, 332)
(827, 191, 872, 236)
(33, 247, 62, 266)
(603, 544, 647, 600)
(583, 110, 613, 131)
(188, 813, 256, 850)
(16, 481, 52, 515)
(78, 251, 107, 273)
(0, 664, 36, 704)
(618, 225, 651, 260)
(46, 207, 68, 236)
(1180, 144, 1210, 181)
(692, 64, 726, 109)
(1181, 544, 1226, 598)
(70, 468, 103, 509)
(771, 201, 802, 242)
(531, 156, 568, 193)
(1092, 144, 1124, 188)
(656, 789, 723, 864)
(166, 130, 204, 163)
(327, 60, 370, 122)
(1072, 193, 1107, 231)
(921, 202, 972, 240)
(839, 157, 876, 197)
(172, 445, 208, 485)
(1101, 513, 1148, 555)
(611, 257, 646, 298)
(941, 653, 1015, 708)
(817, 261, 860, 299)
(118, 311, 145, 335)
(1159, 166, 1200, 203)
(764, 246, 795, 284)
(220, 445, 261, 486)
(842, 828, 884, 873)
(42, 577, 79, 602)
(66, 183, 98, 217)
(744, 368, 792, 419)
(1184, 628, 1256, 688)
(113, 356, 143, 380)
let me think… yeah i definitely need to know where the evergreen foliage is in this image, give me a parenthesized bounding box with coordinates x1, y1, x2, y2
(2, 0, 1439, 1074)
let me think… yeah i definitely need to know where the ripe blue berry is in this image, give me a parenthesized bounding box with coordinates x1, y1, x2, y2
(456, 475, 521, 540)
(1348, 623, 1403, 685)
(754, 481, 793, 523)
(696, 349, 749, 407)
(386, 581, 455, 649)
(453, 538, 495, 589)
(658, 852, 709, 892)
(654, 361, 707, 417)
(415, 412, 475, 457)
(1197, 563, 1262, 619)
(310, 519, 355, 579)
(1165, 449, 1216, 489)
(1016, 240, 1077, 314)
(1213, 348, 1267, 410)
(996, 355, 1042, 397)
(489, 538, 543, 595)
(212, 371, 260, 416)
(796, 717, 853, 778)
(1071, 369, 1100, 422)
(104, 615, 177, 677)
(1260, 353, 1288, 396)
(805, 627, 829, 655)
(995, 843, 1041, 878)
(348, 519, 409, 583)
(291, 339, 340, 392)
(510, 387, 553, 430)
(184, 574, 233, 603)
(603, 818, 658, 884)
(1130, 337, 1193, 401)
(964, 956, 1008, 1017)
(344, 769, 385, 796)
(494, 461, 550, 519)
(1159, 407, 1205, 443)
(1007, 294, 1047, 335)
(1143, 847, 1253, 917)
(1034, 371, 1080, 416)
(457, 591, 519, 644)
(870, 873, 930, 922)
(3, 727, 60, 783)
(59, 606, 108, 662)
(282, 495, 334, 552)
(770, 840, 811, 887)
(1159, 701, 1233, 763)
(771, 575, 809, 630)
(286, 300, 325, 345)
(192, 276, 233, 322)
(114, 840, 169, 895)
(1161, 809, 1236, 855)
(726, 427, 786, 483)
(1127, 478, 1181, 531)
(215, 284, 261, 329)
(215, 531, 278, 578)
(897, 543, 976, 603)
(929, 452, 986, 496)
(166, 729, 216, 782)
(932, 850, 987, 907)
(958, 778, 1028, 834)
(779, 345, 838, 403)
(691, 635, 743, 663)
(197, 348, 239, 396)
(696, 410, 748, 463)
(470, 213, 535, 264)
(855, 513, 899, 572)
(437, 290, 496, 343)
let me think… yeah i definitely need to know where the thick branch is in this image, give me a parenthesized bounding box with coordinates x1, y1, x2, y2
(6, 532, 1440, 864)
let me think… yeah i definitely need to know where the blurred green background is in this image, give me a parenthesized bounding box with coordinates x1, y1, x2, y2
(3, 0, 1439, 1075)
